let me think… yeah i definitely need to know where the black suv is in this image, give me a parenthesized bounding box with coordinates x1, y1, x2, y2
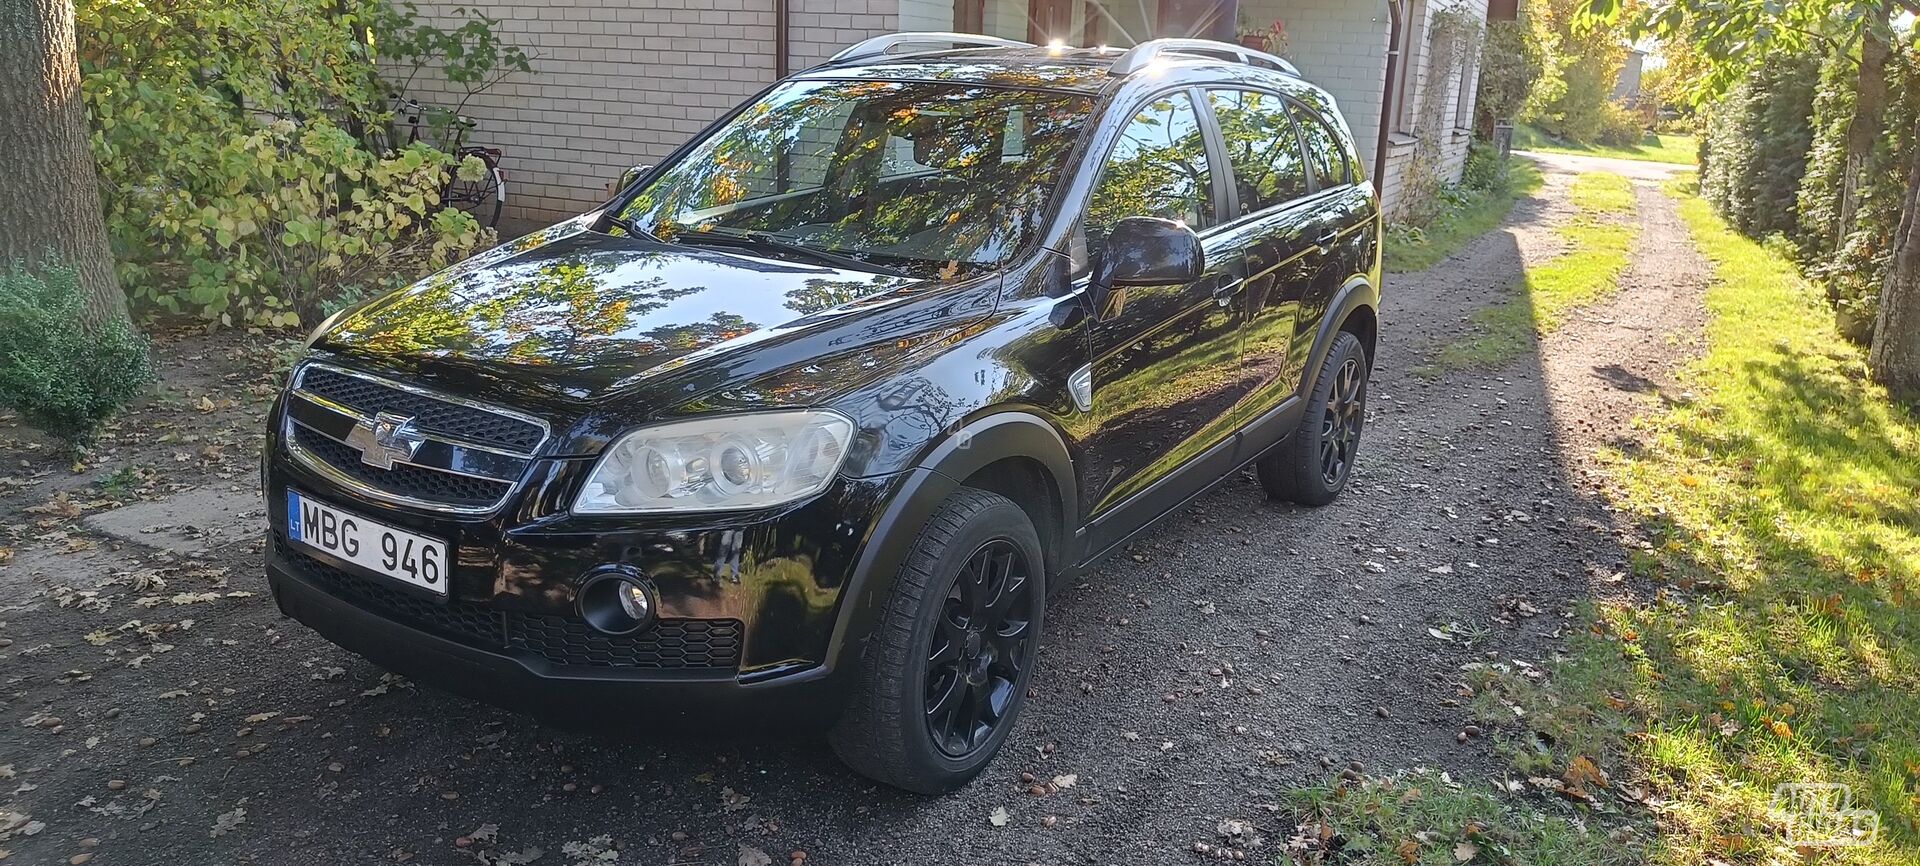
(266, 34, 1380, 793)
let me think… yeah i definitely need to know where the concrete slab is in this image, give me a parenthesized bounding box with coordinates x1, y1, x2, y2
(82, 485, 262, 556)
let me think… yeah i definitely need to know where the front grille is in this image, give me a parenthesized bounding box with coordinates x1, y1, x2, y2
(278, 540, 742, 672)
(508, 614, 743, 669)
(301, 366, 544, 453)
(284, 363, 548, 514)
(291, 424, 510, 508)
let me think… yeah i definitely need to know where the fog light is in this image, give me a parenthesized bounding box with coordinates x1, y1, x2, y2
(578, 569, 657, 635)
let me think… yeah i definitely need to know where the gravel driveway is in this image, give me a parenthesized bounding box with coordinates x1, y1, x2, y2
(0, 155, 1711, 866)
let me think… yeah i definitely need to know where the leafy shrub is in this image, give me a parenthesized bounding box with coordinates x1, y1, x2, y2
(138, 119, 488, 326)
(1700, 51, 1819, 241)
(1523, 0, 1631, 144)
(0, 263, 153, 443)
(75, 0, 524, 327)
(1474, 19, 1544, 133)
(1794, 36, 1920, 344)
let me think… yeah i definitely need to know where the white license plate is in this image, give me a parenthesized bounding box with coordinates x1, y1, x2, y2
(287, 490, 449, 596)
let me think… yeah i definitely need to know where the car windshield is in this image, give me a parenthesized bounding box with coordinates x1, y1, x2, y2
(611, 78, 1094, 279)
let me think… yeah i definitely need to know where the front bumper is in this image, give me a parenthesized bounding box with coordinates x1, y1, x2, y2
(267, 537, 856, 728)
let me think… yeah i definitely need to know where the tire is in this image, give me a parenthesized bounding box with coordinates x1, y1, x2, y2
(1257, 331, 1370, 506)
(829, 487, 1045, 794)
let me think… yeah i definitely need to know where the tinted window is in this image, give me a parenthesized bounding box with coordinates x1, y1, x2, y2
(614, 80, 1092, 278)
(1085, 92, 1215, 243)
(1290, 105, 1350, 189)
(1208, 90, 1310, 216)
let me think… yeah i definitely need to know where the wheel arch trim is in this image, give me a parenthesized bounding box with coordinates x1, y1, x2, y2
(822, 412, 1078, 678)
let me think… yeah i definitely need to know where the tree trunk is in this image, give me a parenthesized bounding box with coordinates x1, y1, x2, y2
(1839, 10, 1891, 243)
(1869, 113, 1920, 403)
(0, 0, 127, 328)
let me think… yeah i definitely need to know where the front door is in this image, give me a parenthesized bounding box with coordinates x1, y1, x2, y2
(1079, 89, 1243, 551)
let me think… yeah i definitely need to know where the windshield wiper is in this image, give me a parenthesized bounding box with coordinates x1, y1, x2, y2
(673, 230, 907, 277)
(602, 214, 664, 243)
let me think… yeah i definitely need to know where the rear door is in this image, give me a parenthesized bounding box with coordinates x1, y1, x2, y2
(1199, 87, 1321, 442)
(1287, 99, 1378, 370)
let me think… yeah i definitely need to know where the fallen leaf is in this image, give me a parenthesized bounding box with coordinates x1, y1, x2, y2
(988, 806, 1009, 827)
(737, 845, 772, 866)
(1454, 840, 1480, 861)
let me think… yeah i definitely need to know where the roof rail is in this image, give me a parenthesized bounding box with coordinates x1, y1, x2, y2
(1108, 38, 1299, 77)
(828, 32, 1035, 65)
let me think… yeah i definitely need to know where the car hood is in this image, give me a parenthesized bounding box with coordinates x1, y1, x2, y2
(319, 217, 935, 406)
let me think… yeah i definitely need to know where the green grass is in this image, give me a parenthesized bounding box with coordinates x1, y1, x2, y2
(1425, 172, 1638, 373)
(1385, 160, 1544, 273)
(1476, 177, 1920, 865)
(1516, 123, 1700, 166)
(1289, 771, 1645, 865)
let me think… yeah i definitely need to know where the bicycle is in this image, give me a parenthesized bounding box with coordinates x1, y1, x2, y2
(372, 96, 509, 229)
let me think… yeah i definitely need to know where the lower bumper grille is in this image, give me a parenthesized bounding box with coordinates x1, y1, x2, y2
(278, 540, 742, 672)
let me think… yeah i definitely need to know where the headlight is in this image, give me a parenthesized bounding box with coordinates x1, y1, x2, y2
(572, 411, 855, 514)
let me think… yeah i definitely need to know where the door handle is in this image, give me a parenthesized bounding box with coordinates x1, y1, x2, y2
(1313, 230, 1339, 252)
(1211, 277, 1245, 307)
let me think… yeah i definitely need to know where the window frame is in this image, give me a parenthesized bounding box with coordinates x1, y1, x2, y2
(1200, 85, 1317, 222)
(1288, 100, 1356, 193)
(1081, 85, 1233, 238)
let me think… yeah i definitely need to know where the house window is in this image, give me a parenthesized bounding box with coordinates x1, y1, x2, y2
(1395, 0, 1429, 133)
(1455, 55, 1477, 129)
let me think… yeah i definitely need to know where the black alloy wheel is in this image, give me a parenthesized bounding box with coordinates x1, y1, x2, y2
(923, 538, 1036, 759)
(1256, 330, 1370, 506)
(830, 487, 1045, 794)
(1320, 355, 1365, 486)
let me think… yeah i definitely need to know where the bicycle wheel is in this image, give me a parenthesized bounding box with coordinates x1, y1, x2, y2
(444, 148, 504, 229)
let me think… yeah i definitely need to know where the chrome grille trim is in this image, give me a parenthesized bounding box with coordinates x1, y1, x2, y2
(283, 362, 550, 515)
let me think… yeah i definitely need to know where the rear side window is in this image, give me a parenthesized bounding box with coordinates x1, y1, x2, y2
(1208, 89, 1310, 216)
(1290, 104, 1351, 189)
(1085, 91, 1216, 242)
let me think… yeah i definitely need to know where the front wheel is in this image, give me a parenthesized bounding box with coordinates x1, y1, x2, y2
(829, 487, 1044, 794)
(1257, 331, 1370, 506)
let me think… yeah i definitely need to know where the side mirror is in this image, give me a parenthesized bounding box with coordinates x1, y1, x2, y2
(1089, 216, 1204, 317)
(614, 164, 653, 195)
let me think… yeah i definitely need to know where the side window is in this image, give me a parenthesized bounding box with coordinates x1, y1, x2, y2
(1290, 105, 1350, 190)
(1207, 89, 1310, 216)
(1085, 91, 1215, 244)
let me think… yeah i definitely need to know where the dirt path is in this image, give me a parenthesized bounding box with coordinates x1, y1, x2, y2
(0, 158, 1714, 866)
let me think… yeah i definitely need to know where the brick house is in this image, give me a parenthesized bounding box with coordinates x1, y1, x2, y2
(397, 0, 1506, 226)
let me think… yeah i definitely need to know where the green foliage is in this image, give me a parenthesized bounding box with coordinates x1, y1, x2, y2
(0, 263, 153, 443)
(1699, 50, 1819, 241)
(1524, 0, 1636, 144)
(1475, 19, 1546, 130)
(1796, 35, 1920, 343)
(75, 0, 522, 327)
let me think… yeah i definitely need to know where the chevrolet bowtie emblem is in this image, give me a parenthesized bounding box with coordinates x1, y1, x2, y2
(344, 412, 425, 470)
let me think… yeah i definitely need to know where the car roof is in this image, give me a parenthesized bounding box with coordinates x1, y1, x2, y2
(790, 44, 1316, 99)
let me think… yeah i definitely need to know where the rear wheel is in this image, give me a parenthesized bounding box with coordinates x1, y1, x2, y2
(829, 487, 1043, 794)
(1257, 331, 1370, 506)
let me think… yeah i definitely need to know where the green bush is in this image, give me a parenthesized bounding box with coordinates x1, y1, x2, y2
(0, 263, 153, 443)
(75, 0, 524, 327)
(1700, 51, 1819, 240)
(1474, 19, 1544, 133)
(1794, 37, 1920, 343)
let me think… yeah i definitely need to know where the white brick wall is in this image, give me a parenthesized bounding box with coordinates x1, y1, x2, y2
(391, 0, 1484, 225)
